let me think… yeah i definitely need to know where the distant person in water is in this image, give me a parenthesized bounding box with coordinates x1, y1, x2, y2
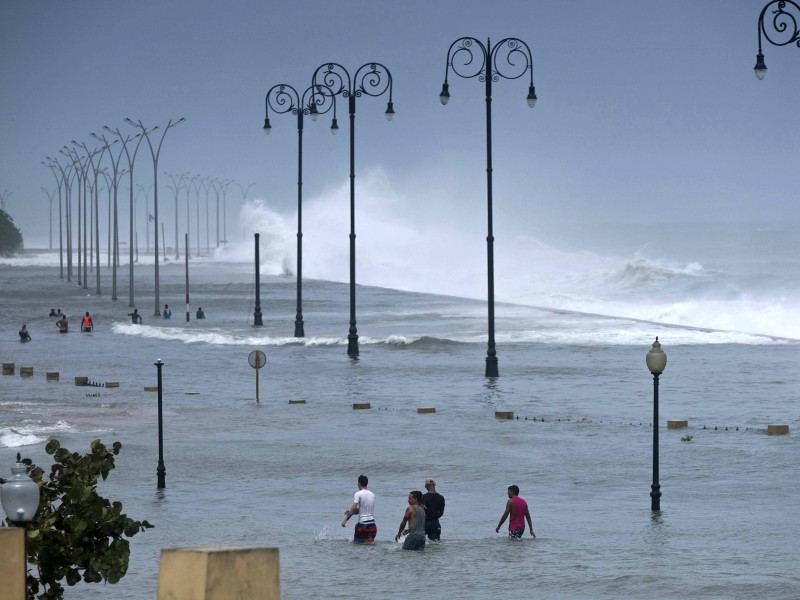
(19, 324, 31, 342)
(396, 490, 426, 550)
(48, 308, 57, 317)
(81, 312, 94, 332)
(128, 309, 142, 324)
(196, 306, 205, 319)
(56, 315, 68, 333)
(163, 304, 171, 319)
(56, 308, 62, 317)
(496, 485, 535, 539)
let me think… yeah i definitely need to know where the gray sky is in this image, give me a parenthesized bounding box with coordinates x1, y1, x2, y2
(1, 0, 798, 251)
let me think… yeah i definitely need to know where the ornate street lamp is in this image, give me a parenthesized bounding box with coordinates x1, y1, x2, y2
(312, 62, 395, 357)
(1, 453, 40, 526)
(125, 118, 186, 316)
(754, 0, 800, 79)
(646, 337, 667, 511)
(440, 37, 537, 378)
(264, 82, 337, 337)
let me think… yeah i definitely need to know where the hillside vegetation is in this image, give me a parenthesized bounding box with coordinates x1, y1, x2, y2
(0, 209, 23, 256)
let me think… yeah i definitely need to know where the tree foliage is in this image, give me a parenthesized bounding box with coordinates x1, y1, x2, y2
(0, 208, 24, 256)
(15, 439, 153, 600)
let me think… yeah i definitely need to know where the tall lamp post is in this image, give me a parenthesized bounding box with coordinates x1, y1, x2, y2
(646, 337, 667, 512)
(440, 37, 537, 378)
(126, 117, 186, 316)
(264, 82, 337, 337)
(312, 61, 395, 357)
(754, 0, 800, 79)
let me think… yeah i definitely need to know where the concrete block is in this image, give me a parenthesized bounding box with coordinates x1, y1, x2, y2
(46, 372, 59, 381)
(3, 363, 14, 375)
(288, 399, 306, 404)
(157, 546, 279, 600)
(352, 403, 371, 410)
(0, 528, 26, 600)
(19, 367, 33, 378)
(495, 411, 514, 420)
(767, 424, 789, 435)
(417, 407, 436, 414)
(105, 382, 120, 388)
(144, 386, 158, 392)
(74, 376, 88, 386)
(667, 419, 688, 429)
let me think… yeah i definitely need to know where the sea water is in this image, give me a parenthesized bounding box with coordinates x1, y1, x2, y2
(1, 222, 799, 599)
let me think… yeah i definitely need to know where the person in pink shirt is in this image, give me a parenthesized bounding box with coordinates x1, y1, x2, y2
(496, 485, 535, 539)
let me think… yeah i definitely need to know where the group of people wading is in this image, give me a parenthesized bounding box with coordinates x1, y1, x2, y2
(341, 475, 534, 551)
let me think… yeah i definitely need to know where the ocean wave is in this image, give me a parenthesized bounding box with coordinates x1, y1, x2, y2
(0, 428, 48, 448)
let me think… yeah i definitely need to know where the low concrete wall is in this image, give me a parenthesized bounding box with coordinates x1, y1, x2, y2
(157, 546, 279, 600)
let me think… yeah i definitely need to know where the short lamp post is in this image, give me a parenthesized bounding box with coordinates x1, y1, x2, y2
(754, 0, 800, 79)
(646, 337, 667, 511)
(155, 359, 166, 489)
(1, 453, 40, 526)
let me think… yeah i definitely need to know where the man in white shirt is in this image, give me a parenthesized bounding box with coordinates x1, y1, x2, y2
(342, 474, 376, 543)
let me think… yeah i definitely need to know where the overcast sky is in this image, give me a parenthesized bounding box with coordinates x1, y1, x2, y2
(1, 0, 798, 251)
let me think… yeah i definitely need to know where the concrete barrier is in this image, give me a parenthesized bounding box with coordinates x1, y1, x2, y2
(105, 382, 120, 388)
(74, 376, 89, 386)
(2, 363, 14, 376)
(353, 403, 371, 410)
(19, 367, 33, 378)
(157, 546, 279, 600)
(417, 407, 436, 414)
(0, 528, 25, 600)
(46, 372, 59, 381)
(767, 424, 789, 435)
(495, 411, 514, 420)
(144, 386, 158, 392)
(288, 399, 306, 404)
(667, 419, 688, 429)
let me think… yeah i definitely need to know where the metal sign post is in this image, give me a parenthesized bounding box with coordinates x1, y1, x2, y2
(248, 350, 267, 403)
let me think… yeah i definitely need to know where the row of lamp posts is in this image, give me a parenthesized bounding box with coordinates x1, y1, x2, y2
(42, 118, 184, 316)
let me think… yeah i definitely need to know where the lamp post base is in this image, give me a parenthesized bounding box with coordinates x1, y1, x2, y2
(157, 463, 166, 490)
(294, 319, 304, 338)
(254, 310, 263, 327)
(347, 334, 359, 357)
(485, 355, 499, 378)
(650, 483, 661, 511)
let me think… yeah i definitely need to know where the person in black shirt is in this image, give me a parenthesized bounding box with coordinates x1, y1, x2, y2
(422, 477, 445, 541)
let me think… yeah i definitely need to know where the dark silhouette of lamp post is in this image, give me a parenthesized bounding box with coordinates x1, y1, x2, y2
(440, 37, 537, 378)
(254, 233, 263, 326)
(126, 117, 186, 316)
(646, 337, 667, 511)
(312, 62, 395, 357)
(154, 358, 166, 489)
(754, 0, 800, 79)
(264, 82, 337, 337)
